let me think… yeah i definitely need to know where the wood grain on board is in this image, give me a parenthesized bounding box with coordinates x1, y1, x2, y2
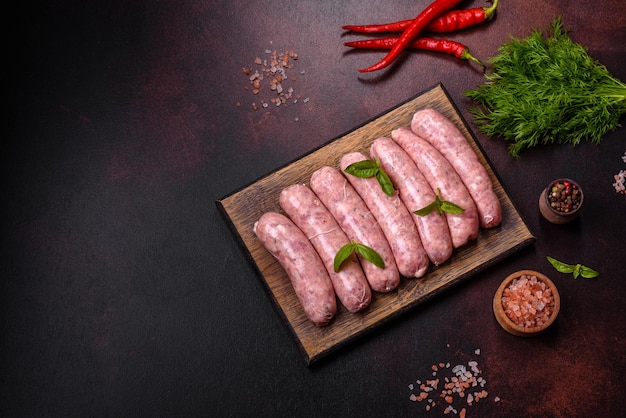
(217, 84, 535, 365)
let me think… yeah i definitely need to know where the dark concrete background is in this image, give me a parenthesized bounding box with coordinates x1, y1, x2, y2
(3, 1, 625, 416)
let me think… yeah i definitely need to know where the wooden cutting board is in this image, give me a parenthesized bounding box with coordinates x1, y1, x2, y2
(217, 83, 535, 365)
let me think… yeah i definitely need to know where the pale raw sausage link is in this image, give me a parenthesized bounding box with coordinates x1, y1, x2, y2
(340, 152, 429, 278)
(310, 166, 400, 293)
(254, 212, 337, 326)
(411, 108, 502, 228)
(279, 184, 372, 312)
(370, 138, 453, 265)
(392, 127, 479, 249)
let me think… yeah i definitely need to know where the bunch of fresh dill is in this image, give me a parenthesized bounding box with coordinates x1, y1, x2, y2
(465, 17, 626, 157)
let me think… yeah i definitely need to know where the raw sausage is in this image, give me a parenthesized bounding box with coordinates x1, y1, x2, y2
(370, 138, 453, 265)
(411, 108, 502, 228)
(279, 184, 372, 312)
(310, 166, 400, 293)
(340, 152, 429, 278)
(392, 127, 479, 248)
(254, 212, 337, 326)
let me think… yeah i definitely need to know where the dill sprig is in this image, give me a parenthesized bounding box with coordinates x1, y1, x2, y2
(465, 16, 626, 157)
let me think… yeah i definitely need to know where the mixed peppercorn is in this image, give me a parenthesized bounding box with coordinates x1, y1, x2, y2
(547, 180, 582, 213)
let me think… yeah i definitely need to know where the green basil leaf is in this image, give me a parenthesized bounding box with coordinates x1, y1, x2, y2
(413, 201, 438, 216)
(433, 193, 444, 215)
(375, 169, 395, 197)
(547, 256, 599, 279)
(345, 159, 396, 196)
(414, 188, 465, 217)
(440, 200, 465, 214)
(547, 256, 575, 273)
(334, 243, 356, 272)
(580, 265, 600, 279)
(344, 160, 378, 178)
(354, 243, 385, 269)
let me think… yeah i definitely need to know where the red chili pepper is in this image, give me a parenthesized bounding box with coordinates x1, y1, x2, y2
(343, 0, 498, 34)
(358, 0, 463, 73)
(428, 0, 498, 32)
(345, 37, 485, 69)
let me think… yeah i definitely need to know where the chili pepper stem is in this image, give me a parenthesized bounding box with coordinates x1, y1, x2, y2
(484, 0, 499, 20)
(460, 49, 486, 71)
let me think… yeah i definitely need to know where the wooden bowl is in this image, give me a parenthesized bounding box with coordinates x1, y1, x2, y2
(493, 270, 560, 337)
(538, 178, 584, 224)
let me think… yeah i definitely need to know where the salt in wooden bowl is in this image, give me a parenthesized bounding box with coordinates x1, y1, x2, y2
(493, 270, 560, 337)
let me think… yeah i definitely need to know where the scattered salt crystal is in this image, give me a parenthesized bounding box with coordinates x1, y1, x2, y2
(407, 348, 497, 414)
(240, 47, 308, 119)
(474, 349, 481, 355)
(452, 365, 466, 376)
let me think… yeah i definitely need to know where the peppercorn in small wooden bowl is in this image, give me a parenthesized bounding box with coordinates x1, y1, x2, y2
(493, 270, 560, 337)
(539, 178, 584, 224)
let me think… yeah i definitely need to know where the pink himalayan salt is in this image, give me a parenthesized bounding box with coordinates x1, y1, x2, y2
(501, 274, 555, 328)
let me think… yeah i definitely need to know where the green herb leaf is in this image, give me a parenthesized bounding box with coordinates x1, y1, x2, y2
(344, 158, 395, 196)
(413, 188, 465, 217)
(413, 201, 438, 216)
(546, 256, 575, 273)
(546, 256, 599, 279)
(465, 16, 626, 157)
(333, 244, 356, 272)
(578, 264, 600, 279)
(344, 160, 379, 178)
(333, 241, 384, 272)
(353, 243, 385, 269)
(375, 169, 394, 197)
(440, 200, 465, 214)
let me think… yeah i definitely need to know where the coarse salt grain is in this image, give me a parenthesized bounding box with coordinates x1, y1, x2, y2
(239, 47, 308, 115)
(501, 274, 555, 328)
(408, 347, 497, 415)
(613, 170, 625, 194)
